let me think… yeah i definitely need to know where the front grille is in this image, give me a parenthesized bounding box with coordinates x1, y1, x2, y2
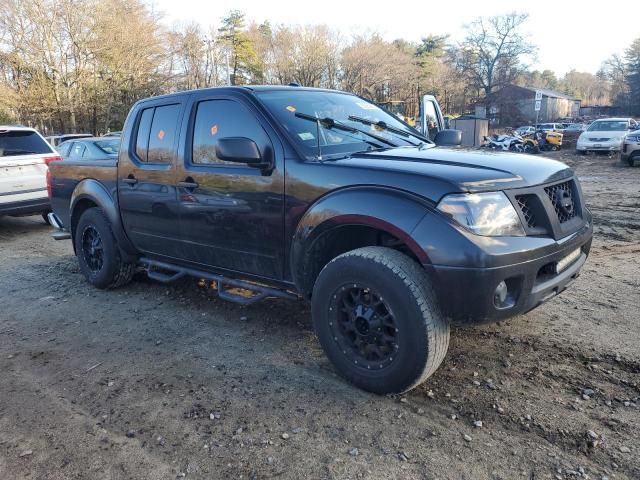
(516, 195, 536, 228)
(545, 181, 577, 223)
(588, 138, 608, 142)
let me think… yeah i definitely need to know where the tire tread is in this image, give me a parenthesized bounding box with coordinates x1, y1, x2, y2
(319, 246, 450, 393)
(76, 208, 135, 289)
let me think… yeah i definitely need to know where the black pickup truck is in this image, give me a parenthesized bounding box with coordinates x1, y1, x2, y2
(48, 86, 593, 394)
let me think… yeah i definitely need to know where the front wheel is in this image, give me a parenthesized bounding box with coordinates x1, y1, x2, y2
(312, 247, 450, 394)
(74, 207, 135, 289)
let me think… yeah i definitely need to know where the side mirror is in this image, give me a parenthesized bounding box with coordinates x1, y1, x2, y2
(216, 137, 267, 167)
(434, 129, 462, 147)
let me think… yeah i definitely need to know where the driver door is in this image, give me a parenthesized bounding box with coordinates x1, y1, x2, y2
(175, 94, 285, 280)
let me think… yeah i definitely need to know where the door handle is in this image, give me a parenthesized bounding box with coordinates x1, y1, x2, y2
(178, 179, 199, 189)
(123, 176, 137, 185)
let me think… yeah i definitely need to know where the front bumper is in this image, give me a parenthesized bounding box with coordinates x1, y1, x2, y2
(577, 140, 622, 152)
(621, 142, 640, 160)
(425, 221, 593, 326)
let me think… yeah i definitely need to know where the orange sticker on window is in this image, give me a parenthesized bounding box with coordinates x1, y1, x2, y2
(210, 125, 218, 136)
(158, 129, 165, 140)
(286, 105, 296, 112)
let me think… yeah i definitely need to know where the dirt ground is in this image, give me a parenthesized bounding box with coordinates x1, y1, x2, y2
(0, 151, 638, 480)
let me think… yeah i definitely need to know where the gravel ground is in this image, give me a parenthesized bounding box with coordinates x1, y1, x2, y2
(0, 152, 638, 480)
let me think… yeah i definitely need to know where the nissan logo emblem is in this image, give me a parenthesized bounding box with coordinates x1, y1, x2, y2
(554, 190, 574, 216)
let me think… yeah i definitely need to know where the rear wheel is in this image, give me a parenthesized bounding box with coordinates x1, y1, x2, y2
(74, 207, 135, 289)
(41, 212, 51, 225)
(312, 247, 450, 394)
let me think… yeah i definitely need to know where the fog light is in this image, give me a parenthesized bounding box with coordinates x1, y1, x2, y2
(493, 281, 508, 308)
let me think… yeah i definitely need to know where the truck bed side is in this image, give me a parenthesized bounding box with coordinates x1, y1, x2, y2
(49, 159, 117, 230)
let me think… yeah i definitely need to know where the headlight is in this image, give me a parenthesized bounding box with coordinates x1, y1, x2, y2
(437, 192, 525, 236)
(610, 136, 621, 142)
(626, 134, 640, 142)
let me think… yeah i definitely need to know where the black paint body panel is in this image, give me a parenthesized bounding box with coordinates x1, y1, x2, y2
(49, 86, 593, 325)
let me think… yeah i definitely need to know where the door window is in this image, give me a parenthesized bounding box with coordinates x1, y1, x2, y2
(191, 99, 269, 165)
(69, 142, 86, 160)
(134, 104, 180, 163)
(148, 104, 181, 163)
(57, 142, 72, 157)
(135, 107, 154, 161)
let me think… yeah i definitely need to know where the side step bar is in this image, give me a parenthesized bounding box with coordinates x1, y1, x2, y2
(139, 258, 298, 306)
(48, 212, 72, 240)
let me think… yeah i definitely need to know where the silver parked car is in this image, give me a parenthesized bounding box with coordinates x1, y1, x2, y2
(576, 118, 639, 154)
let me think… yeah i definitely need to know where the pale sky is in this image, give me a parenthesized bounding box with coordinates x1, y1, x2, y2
(153, 0, 638, 77)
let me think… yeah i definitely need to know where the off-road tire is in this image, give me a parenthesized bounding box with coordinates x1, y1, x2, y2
(312, 246, 450, 394)
(75, 207, 135, 289)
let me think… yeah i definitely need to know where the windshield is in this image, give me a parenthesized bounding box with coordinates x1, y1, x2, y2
(588, 121, 628, 132)
(95, 139, 120, 155)
(0, 130, 52, 158)
(256, 90, 422, 159)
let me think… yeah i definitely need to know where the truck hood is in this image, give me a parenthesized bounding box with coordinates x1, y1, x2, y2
(339, 146, 573, 192)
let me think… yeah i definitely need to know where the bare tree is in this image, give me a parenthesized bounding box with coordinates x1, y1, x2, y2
(456, 13, 536, 108)
(341, 34, 419, 103)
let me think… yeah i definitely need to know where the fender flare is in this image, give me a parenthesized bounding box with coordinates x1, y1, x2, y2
(289, 186, 433, 295)
(70, 179, 137, 258)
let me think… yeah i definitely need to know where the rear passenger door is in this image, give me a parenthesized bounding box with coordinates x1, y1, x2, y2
(175, 94, 285, 279)
(118, 98, 187, 258)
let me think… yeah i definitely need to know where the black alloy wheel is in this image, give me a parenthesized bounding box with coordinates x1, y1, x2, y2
(81, 225, 104, 272)
(74, 207, 135, 289)
(330, 284, 398, 371)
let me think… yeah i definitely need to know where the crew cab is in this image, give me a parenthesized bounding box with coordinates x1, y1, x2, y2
(1, 125, 61, 222)
(48, 86, 593, 394)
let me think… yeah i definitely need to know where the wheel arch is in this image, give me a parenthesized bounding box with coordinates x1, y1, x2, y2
(289, 186, 432, 298)
(70, 179, 137, 259)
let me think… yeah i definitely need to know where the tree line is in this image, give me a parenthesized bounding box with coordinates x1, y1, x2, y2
(0, 0, 638, 134)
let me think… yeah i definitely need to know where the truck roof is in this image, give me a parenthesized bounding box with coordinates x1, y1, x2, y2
(134, 85, 355, 104)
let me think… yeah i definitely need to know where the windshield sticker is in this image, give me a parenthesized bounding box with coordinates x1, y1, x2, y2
(158, 129, 165, 140)
(286, 105, 296, 112)
(210, 125, 218, 136)
(298, 132, 315, 141)
(356, 102, 377, 110)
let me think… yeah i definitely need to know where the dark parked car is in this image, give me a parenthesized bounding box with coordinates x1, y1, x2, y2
(47, 86, 593, 394)
(57, 137, 120, 161)
(562, 123, 587, 143)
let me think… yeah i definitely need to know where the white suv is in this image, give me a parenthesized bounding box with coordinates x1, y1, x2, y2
(0, 126, 61, 221)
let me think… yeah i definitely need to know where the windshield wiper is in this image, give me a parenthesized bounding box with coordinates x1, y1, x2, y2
(295, 112, 397, 159)
(347, 115, 431, 146)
